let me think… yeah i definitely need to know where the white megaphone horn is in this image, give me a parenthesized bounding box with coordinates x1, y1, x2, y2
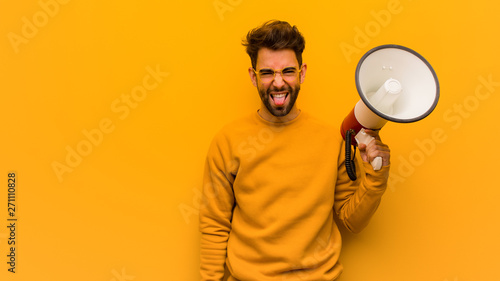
(341, 44, 440, 180)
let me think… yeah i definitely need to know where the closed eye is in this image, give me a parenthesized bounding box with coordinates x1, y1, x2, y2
(259, 69, 274, 75)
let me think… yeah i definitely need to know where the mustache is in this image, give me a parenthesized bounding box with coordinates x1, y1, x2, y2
(267, 85, 291, 94)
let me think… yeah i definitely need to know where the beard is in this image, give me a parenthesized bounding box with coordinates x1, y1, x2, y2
(258, 83, 300, 117)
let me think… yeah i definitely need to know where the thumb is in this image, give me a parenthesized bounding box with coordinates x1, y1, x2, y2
(358, 143, 367, 152)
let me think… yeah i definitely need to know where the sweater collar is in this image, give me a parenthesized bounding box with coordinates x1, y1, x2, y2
(254, 109, 305, 127)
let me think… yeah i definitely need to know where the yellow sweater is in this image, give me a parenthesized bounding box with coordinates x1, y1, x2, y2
(200, 111, 390, 281)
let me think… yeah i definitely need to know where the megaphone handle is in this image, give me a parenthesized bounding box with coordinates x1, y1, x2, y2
(354, 129, 383, 171)
(370, 156, 383, 171)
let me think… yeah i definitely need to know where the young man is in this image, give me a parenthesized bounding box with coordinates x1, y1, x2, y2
(200, 20, 391, 281)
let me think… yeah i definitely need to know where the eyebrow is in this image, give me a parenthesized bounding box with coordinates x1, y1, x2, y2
(258, 66, 297, 72)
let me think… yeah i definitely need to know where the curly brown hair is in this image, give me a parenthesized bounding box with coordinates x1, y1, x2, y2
(242, 20, 306, 70)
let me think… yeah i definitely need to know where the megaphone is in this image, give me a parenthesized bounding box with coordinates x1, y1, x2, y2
(341, 44, 440, 180)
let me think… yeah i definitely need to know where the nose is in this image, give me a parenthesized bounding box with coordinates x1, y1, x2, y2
(272, 72, 285, 87)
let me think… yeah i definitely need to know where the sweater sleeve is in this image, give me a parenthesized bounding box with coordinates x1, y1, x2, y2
(334, 140, 390, 234)
(199, 133, 236, 281)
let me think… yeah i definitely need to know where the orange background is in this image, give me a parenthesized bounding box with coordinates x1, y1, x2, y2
(1, 0, 499, 280)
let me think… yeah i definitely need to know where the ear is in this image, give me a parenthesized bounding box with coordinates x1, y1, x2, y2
(299, 64, 307, 84)
(248, 67, 258, 87)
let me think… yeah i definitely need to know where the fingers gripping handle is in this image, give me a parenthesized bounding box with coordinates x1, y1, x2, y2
(354, 129, 383, 171)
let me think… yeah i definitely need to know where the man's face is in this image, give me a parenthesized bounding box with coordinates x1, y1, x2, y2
(250, 48, 306, 118)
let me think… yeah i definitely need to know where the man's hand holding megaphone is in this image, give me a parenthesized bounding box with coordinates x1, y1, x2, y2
(357, 129, 391, 168)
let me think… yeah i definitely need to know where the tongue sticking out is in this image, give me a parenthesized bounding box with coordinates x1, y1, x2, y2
(273, 94, 287, 106)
